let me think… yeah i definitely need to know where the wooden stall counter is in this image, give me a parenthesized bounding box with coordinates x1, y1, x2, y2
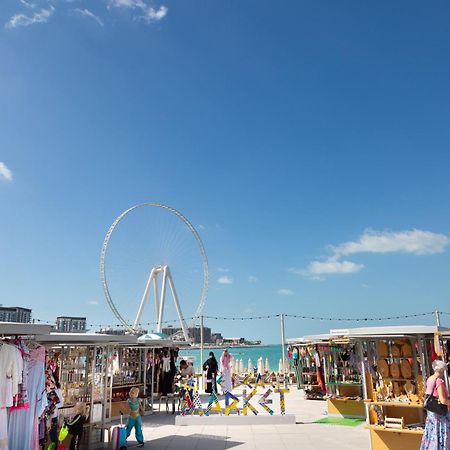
(366, 425, 423, 450)
(326, 398, 365, 418)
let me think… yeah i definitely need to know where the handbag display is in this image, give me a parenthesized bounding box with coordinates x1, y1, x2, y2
(423, 378, 447, 416)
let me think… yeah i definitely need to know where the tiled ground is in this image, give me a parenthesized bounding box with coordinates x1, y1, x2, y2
(121, 389, 371, 449)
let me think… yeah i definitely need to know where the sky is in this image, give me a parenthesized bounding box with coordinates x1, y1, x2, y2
(1, 0, 450, 344)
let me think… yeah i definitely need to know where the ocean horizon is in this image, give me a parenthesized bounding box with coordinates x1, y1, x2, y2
(178, 344, 284, 372)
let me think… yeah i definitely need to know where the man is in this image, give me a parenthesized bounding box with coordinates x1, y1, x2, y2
(179, 360, 195, 378)
(179, 360, 195, 402)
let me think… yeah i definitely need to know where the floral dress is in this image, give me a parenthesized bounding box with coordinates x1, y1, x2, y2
(420, 377, 450, 450)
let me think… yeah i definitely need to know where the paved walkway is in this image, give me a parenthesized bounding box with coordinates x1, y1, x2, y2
(122, 389, 371, 449)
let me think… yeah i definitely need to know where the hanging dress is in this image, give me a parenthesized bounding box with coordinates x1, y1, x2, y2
(8, 346, 47, 450)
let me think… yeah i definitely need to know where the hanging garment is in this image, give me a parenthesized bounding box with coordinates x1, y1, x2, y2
(0, 408, 8, 450)
(0, 343, 22, 450)
(0, 343, 22, 408)
(8, 346, 48, 450)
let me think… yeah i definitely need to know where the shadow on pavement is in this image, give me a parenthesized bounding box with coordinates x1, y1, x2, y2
(148, 434, 243, 448)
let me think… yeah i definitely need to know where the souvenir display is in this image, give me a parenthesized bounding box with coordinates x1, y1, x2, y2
(320, 343, 365, 418)
(294, 345, 325, 400)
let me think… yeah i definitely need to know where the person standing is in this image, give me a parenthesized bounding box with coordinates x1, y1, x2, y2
(66, 402, 86, 450)
(220, 350, 233, 405)
(126, 387, 144, 447)
(420, 360, 450, 450)
(203, 352, 218, 394)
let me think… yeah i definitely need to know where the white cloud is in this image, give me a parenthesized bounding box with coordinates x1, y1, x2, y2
(218, 276, 233, 285)
(87, 300, 99, 305)
(248, 275, 258, 283)
(74, 8, 104, 26)
(141, 5, 167, 23)
(294, 228, 449, 279)
(198, 224, 205, 230)
(332, 229, 449, 256)
(0, 162, 13, 182)
(306, 260, 364, 275)
(19, 0, 36, 8)
(108, 0, 167, 23)
(6, 6, 54, 29)
(278, 288, 294, 296)
(217, 267, 229, 273)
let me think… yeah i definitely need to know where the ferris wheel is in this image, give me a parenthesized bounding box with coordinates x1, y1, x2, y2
(100, 203, 208, 340)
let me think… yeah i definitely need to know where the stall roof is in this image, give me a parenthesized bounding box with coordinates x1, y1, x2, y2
(0, 322, 52, 336)
(36, 332, 138, 346)
(288, 324, 450, 345)
(35, 332, 174, 347)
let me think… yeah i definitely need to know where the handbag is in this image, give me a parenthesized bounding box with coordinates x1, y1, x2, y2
(423, 378, 447, 416)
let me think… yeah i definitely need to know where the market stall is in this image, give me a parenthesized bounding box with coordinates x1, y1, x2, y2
(108, 333, 174, 418)
(287, 340, 326, 400)
(0, 321, 52, 450)
(328, 325, 450, 450)
(36, 332, 137, 449)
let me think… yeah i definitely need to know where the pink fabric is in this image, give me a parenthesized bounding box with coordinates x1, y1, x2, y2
(426, 376, 448, 398)
(220, 352, 231, 370)
(31, 346, 46, 363)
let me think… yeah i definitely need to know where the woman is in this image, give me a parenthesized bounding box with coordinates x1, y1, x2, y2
(420, 360, 450, 450)
(203, 352, 218, 394)
(220, 349, 233, 403)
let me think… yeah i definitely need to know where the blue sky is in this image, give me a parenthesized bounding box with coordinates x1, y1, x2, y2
(1, 0, 450, 344)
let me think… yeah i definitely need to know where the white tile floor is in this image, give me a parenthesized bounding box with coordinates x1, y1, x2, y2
(121, 389, 371, 449)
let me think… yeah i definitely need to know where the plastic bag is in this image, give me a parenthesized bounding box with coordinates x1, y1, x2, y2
(58, 423, 69, 442)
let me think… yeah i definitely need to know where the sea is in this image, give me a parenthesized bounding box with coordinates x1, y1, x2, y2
(178, 344, 284, 372)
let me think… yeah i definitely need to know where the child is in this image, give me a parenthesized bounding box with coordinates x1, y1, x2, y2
(66, 402, 86, 450)
(126, 387, 144, 447)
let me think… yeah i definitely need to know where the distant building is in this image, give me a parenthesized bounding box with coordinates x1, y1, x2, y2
(56, 316, 87, 333)
(162, 325, 212, 344)
(96, 327, 147, 336)
(223, 337, 245, 346)
(96, 328, 128, 335)
(0, 306, 32, 323)
(211, 332, 223, 345)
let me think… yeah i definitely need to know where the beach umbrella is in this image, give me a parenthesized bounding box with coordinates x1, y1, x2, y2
(233, 357, 239, 374)
(239, 359, 244, 374)
(278, 358, 283, 374)
(247, 358, 253, 372)
(265, 358, 270, 372)
(257, 357, 264, 375)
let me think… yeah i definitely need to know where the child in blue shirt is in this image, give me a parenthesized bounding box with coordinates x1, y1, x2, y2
(126, 387, 144, 447)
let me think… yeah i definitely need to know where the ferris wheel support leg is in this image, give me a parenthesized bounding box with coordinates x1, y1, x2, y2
(154, 276, 160, 326)
(133, 268, 156, 330)
(166, 268, 190, 342)
(157, 266, 168, 333)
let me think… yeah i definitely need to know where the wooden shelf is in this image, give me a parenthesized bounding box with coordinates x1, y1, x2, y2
(379, 378, 413, 381)
(364, 400, 423, 408)
(112, 383, 144, 389)
(328, 398, 363, 402)
(365, 425, 423, 435)
(327, 382, 362, 386)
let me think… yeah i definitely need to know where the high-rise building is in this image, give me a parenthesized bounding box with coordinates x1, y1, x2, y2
(0, 306, 32, 323)
(56, 316, 87, 333)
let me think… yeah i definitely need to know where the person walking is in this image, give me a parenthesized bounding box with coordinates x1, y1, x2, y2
(420, 360, 450, 450)
(203, 352, 218, 394)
